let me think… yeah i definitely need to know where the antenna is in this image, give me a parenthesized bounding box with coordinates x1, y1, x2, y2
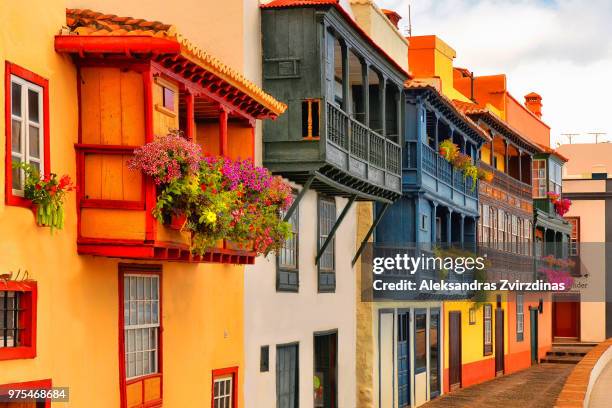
(407, 4, 412, 37)
(588, 132, 607, 144)
(560, 133, 579, 144)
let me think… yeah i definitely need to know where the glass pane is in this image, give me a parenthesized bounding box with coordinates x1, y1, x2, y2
(28, 125, 40, 158)
(152, 277, 159, 300)
(137, 277, 144, 300)
(28, 89, 40, 123)
(130, 277, 136, 300)
(145, 301, 151, 323)
(11, 82, 21, 117)
(152, 300, 159, 323)
(130, 300, 137, 325)
(11, 157, 22, 190)
(11, 119, 21, 153)
(145, 278, 151, 300)
(137, 302, 144, 325)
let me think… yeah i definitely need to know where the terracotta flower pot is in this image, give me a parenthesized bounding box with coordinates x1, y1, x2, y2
(169, 214, 187, 230)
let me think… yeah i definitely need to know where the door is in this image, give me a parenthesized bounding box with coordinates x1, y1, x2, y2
(495, 308, 505, 375)
(397, 311, 410, 408)
(448, 311, 462, 391)
(530, 308, 539, 364)
(314, 332, 337, 408)
(380, 312, 395, 408)
(429, 309, 441, 399)
(553, 294, 580, 339)
(414, 309, 427, 406)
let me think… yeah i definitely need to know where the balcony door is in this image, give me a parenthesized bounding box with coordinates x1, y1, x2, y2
(314, 331, 337, 408)
(448, 311, 462, 391)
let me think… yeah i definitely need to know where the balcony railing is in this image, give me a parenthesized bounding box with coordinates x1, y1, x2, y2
(478, 161, 531, 201)
(327, 103, 401, 177)
(420, 143, 478, 198)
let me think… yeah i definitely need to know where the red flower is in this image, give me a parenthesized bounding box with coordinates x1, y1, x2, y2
(35, 183, 42, 191)
(58, 174, 72, 189)
(200, 184, 207, 192)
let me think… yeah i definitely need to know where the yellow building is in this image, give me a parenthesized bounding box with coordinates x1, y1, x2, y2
(0, 2, 284, 407)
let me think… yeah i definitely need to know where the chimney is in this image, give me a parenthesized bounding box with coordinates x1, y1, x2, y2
(524, 92, 543, 118)
(381, 9, 402, 28)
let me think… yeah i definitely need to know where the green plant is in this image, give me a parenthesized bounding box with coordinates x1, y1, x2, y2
(12, 162, 75, 231)
(439, 139, 459, 161)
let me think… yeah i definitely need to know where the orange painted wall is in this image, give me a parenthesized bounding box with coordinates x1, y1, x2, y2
(0, 1, 247, 407)
(506, 292, 552, 375)
(505, 94, 550, 148)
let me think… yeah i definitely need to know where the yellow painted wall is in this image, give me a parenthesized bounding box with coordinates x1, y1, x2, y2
(0, 1, 245, 407)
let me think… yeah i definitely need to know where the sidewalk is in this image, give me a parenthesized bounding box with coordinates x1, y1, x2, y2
(588, 359, 612, 408)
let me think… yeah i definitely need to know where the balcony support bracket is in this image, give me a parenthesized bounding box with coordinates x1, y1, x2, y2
(283, 174, 315, 222)
(352, 202, 390, 266)
(316, 194, 357, 265)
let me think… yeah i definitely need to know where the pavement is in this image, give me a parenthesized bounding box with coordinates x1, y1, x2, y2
(588, 359, 612, 408)
(422, 364, 573, 408)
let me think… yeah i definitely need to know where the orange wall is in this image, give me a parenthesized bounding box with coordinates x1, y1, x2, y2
(505, 94, 550, 148)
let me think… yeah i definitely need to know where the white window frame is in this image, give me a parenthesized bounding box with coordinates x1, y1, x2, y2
(482, 204, 490, 245)
(532, 159, 547, 198)
(10, 75, 44, 196)
(124, 274, 160, 380)
(549, 160, 562, 195)
(484, 304, 492, 354)
(213, 375, 233, 408)
(517, 294, 524, 338)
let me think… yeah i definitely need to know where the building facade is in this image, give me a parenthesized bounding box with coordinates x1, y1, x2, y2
(250, 1, 408, 407)
(0, 2, 285, 407)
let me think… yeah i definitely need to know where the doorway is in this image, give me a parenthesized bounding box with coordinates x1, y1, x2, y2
(495, 308, 505, 375)
(314, 331, 337, 408)
(448, 311, 462, 391)
(430, 308, 441, 399)
(530, 308, 539, 364)
(552, 293, 580, 339)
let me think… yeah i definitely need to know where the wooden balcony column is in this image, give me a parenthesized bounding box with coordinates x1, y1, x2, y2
(380, 76, 387, 137)
(362, 64, 370, 128)
(219, 106, 229, 156)
(518, 148, 523, 182)
(460, 213, 465, 248)
(446, 208, 453, 245)
(504, 140, 509, 174)
(434, 114, 439, 150)
(431, 201, 438, 244)
(341, 42, 349, 113)
(185, 91, 195, 140)
(461, 134, 467, 155)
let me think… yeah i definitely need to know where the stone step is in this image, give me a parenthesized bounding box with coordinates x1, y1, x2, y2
(553, 342, 598, 348)
(547, 347, 593, 356)
(540, 355, 584, 364)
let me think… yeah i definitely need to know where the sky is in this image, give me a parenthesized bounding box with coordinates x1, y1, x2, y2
(375, 0, 612, 146)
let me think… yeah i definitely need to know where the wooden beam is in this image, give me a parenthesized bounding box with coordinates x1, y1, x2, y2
(283, 174, 315, 222)
(352, 203, 390, 266)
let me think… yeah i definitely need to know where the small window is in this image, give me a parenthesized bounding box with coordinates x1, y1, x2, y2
(532, 159, 547, 198)
(483, 304, 493, 355)
(6, 63, 49, 206)
(301, 99, 320, 139)
(276, 344, 299, 408)
(318, 197, 336, 292)
(162, 86, 175, 111)
(0, 281, 37, 360)
(212, 370, 236, 408)
(517, 294, 524, 341)
(278, 193, 299, 292)
(421, 214, 428, 231)
(549, 160, 562, 195)
(414, 310, 427, 374)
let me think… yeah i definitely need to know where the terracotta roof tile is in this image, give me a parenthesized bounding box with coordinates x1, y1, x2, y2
(452, 99, 543, 153)
(62, 8, 286, 116)
(536, 143, 569, 162)
(260, 0, 339, 7)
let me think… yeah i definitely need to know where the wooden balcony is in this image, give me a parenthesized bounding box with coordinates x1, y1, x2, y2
(478, 161, 533, 215)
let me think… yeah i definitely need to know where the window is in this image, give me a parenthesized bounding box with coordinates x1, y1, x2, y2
(532, 159, 546, 198)
(162, 86, 175, 111)
(212, 367, 237, 408)
(318, 197, 336, 292)
(481, 204, 490, 245)
(124, 274, 160, 379)
(567, 217, 580, 256)
(524, 220, 532, 256)
(498, 209, 505, 251)
(276, 344, 299, 408)
(549, 160, 562, 195)
(483, 304, 493, 355)
(0, 281, 37, 360)
(414, 310, 427, 374)
(490, 206, 498, 248)
(512, 215, 520, 253)
(301, 100, 321, 139)
(516, 294, 524, 341)
(5, 62, 49, 206)
(278, 193, 299, 292)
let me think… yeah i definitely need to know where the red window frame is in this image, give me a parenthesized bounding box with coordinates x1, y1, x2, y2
(118, 264, 163, 408)
(4, 61, 50, 207)
(0, 280, 37, 361)
(211, 366, 238, 408)
(0, 378, 52, 407)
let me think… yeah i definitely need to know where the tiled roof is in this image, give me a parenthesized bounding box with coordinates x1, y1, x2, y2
(63, 9, 286, 117)
(452, 99, 543, 153)
(405, 81, 490, 142)
(260, 0, 338, 7)
(536, 143, 569, 162)
(260, 0, 410, 79)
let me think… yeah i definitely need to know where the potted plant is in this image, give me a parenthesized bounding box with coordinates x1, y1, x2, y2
(12, 162, 75, 231)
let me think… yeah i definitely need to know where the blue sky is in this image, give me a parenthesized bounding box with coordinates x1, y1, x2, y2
(375, 0, 612, 146)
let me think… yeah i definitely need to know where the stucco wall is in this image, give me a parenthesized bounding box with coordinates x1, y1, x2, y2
(244, 190, 357, 408)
